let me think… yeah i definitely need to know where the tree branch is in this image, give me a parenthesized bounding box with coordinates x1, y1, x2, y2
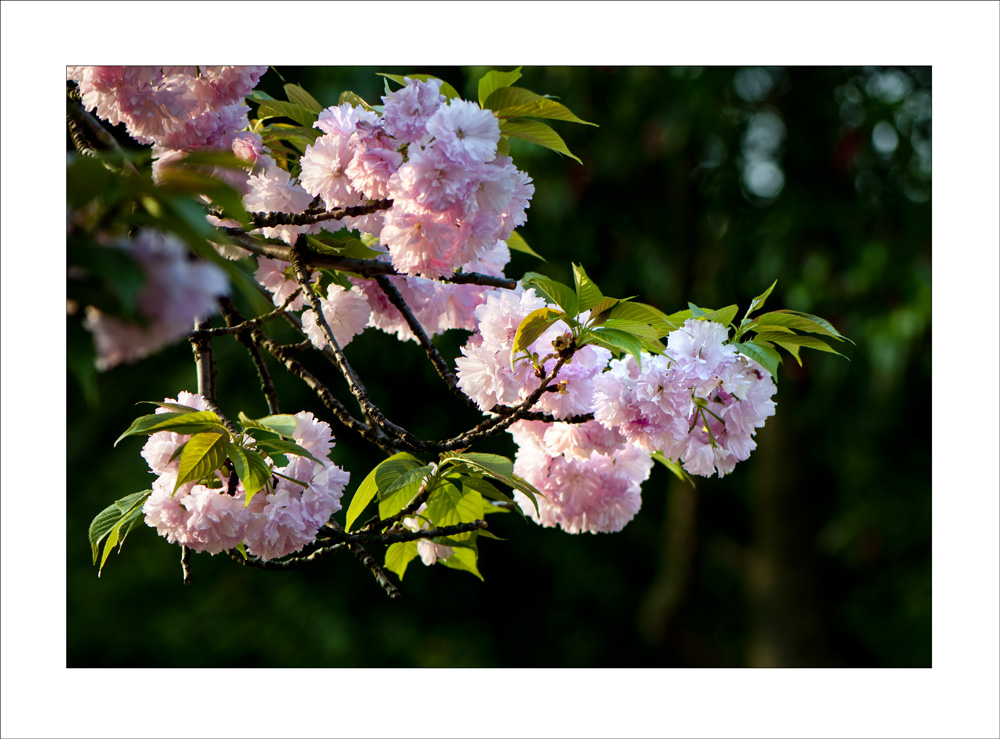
(323, 519, 488, 546)
(246, 199, 392, 228)
(374, 274, 479, 410)
(223, 228, 517, 290)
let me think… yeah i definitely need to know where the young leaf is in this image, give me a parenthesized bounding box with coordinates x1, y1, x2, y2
(483, 87, 597, 126)
(745, 280, 778, 319)
(378, 465, 434, 520)
(385, 541, 419, 580)
(755, 310, 851, 342)
(426, 482, 485, 527)
(687, 302, 708, 318)
(478, 67, 523, 107)
(137, 401, 201, 414)
(651, 452, 696, 487)
(444, 452, 515, 480)
(506, 230, 546, 261)
(609, 302, 677, 335)
(339, 90, 375, 111)
(255, 438, 323, 465)
(174, 432, 229, 493)
(441, 546, 484, 581)
(599, 318, 663, 341)
(731, 341, 782, 378)
(90, 490, 151, 575)
(587, 327, 644, 364)
(499, 118, 581, 163)
(89, 490, 151, 563)
(698, 304, 739, 328)
(283, 83, 323, 113)
(512, 307, 565, 361)
(587, 296, 621, 326)
(522, 272, 578, 315)
(751, 331, 846, 357)
(114, 411, 224, 447)
(345, 465, 380, 532)
(226, 443, 271, 498)
(572, 263, 603, 313)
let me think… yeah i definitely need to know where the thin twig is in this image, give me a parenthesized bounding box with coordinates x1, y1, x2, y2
(323, 519, 488, 545)
(191, 289, 300, 337)
(181, 546, 192, 585)
(290, 239, 424, 447)
(225, 543, 347, 570)
(223, 229, 517, 290)
(374, 274, 479, 409)
(246, 199, 392, 228)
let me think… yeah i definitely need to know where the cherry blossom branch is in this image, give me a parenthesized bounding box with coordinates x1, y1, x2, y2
(225, 543, 347, 570)
(322, 519, 488, 546)
(373, 274, 479, 410)
(66, 83, 139, 176)
(290, 241, 428, 449)
(222, 228, 517, 290)
(216, 299, 281, 414)
(191, 288, 300, 338)
(247, 199, 392, 228)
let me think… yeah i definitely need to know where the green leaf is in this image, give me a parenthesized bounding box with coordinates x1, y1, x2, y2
(751, 332, 846, 357)
(249, 94, 318, 128)
(497, 136, 511, 157)
(255, 438, 323, 465)
(506, 231, 545, 261)
(651, 452, 696, 487)
(663, 309, 695, 328)
(587, 327, 644, 364)
(512, 307, 565, 360)
(284, 83, 323, 113)
(609, 302, 678, 335)
(338, 90, 375, 111)
(478, 67, 523, 107)
(774, 340, 802, 365)
(377, 73, 460, 100)
(90, 490, 151, 576)
(745, 280, 778, 318)
(345, 465, 380, 532)
(441, 546, 484, 581)
(174, 432, 229, 493)
(483, 86, 597, 126)
(137, 401, 201, 414)
(226, 443, 271, 498)
(599, 319, 663, 341)
(522, 272, 578, 315)
(384, 541, 419, 580)
(460, 478, 523, 518)
(755, 310, 851, 342)
(426, 482, 484, 527)
(89, 490, 150, 563)
(572, 263, 603, 313)
(687, 302, 708, 318)
(587, 296, 621, 326)
(305, 233, 383, 260)
(699, 304, 739, 328)
(378, 464, 434, 520)
(114, 411, 224, 447)
(445, 452, 514, 479)
(240, 413, 300, 438)
(730, 341, 782, 378)
(499, 118, 581, 163)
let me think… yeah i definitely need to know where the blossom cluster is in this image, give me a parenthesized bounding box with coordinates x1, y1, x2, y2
(295, 78, 535, 279)
(67, 66, 268, 189)
(454, 297, 779, 532)
(82, 229, 229, 370)
(510, 420, 653, 534)
(592, 319, 778, 477)
(141, 393, 349, 560)
(455, 287, 612, 417)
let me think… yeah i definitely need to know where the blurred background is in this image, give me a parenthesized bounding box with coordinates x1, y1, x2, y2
(66, 66, 931, 667)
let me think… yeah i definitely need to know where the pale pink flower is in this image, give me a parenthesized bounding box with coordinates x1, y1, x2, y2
(426, 99, 501, 165)
(381, 77, 446, 145)
(301, 284, 371, 349)
(299, 133, 358, 209)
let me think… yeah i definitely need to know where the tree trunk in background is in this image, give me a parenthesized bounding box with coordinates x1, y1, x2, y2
(745, 409, 839, 666)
